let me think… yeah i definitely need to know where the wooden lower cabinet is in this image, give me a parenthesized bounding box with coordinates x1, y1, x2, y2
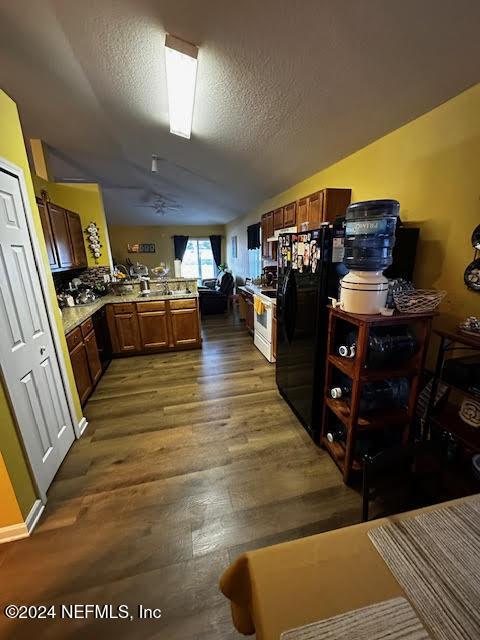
(138, 310, 169, 350)
(246, 297, 254, 335)
(84, 329, 102, 385)
(67, 321, 104, 406)
(69, 341, 92, 406)
(238, 289, 254, 335)
(107, 304, 141, 354)
(170, 308, 200, 347)
(68, 298, 200, 404)
(107, 298, 200, 355)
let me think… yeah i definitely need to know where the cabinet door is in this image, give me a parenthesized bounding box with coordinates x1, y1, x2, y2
(48, 203, 75, 269)
(261, 214, 270, 260)
(273, 207, 284, 231)
(246, 298, 254, 334)
(322, 188, 352, 223)
(170, 308, 200, 347)
(297, 197, 308, 229)
(307, 191, 324, 229)
(83, 329, 102, 386)
(69, 341, 92, 406)
(283, 202, 296, 227)
(107, 305, 141, 354)
(265, 211, 274, 239)
(66, 211, 87, 268)
(36, 198, 59, 269)
(262, 211, 275, 259)
(93, 307, 112, 370)
(138, 310, 169, 350)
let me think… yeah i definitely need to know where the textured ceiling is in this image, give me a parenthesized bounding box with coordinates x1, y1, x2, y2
(1, 0, 480, 225)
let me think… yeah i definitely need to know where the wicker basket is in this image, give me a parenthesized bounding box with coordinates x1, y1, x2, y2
(393, 289, 446, 313)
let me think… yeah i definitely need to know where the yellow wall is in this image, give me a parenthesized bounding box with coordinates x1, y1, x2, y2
(0, 89, 83, 522)
(109, 224, 226, 271)
(32, 176, 112, 269)
(227, 83, 480, 324)
(0, 451, 23, 529)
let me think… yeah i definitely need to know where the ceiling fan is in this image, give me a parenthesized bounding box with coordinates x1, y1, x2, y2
(134, 192, 182, 216)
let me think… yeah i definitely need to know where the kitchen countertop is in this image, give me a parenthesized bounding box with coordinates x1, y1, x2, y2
(61, 292, 198, 335)
(238, 284, 277, 304)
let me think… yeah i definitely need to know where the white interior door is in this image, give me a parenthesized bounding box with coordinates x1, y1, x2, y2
(0, 168, 75, 496)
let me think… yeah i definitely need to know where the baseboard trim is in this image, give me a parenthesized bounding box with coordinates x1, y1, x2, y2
(78, 417, 89, 436)
(0, 522, 28, 544)
(25, 499, 45, 534)
(0, 499, 45, 545)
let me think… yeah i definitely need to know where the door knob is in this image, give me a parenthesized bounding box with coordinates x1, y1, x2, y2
(40, 346, 47, 355)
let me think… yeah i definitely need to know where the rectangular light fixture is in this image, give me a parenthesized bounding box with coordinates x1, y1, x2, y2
(165, 34, 198, 139)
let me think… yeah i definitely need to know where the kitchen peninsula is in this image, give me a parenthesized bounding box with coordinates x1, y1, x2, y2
(62, 278, 201, 405)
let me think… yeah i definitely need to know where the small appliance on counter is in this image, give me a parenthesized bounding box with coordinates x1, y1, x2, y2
(129, 261, 149, 279)
(139, 277, 151, 296)
(262, 265, 277, 288)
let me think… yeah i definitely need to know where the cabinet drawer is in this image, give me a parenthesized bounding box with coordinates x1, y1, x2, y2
(169, 298, 197, 310)
(136, 301, 166, 313)
(66, 327, 83, 352)
(111, 302, 135, 315)
(80, 317, 94, 337)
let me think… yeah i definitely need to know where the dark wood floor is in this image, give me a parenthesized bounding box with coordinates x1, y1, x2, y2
(0, 313, 361, 639)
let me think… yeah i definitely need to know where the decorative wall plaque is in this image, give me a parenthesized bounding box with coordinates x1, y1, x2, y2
(127, 243, 156, 254)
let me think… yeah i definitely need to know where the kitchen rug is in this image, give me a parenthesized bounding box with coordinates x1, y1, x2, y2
(368, 495, 480, 640)
(280, 597, 430, 639)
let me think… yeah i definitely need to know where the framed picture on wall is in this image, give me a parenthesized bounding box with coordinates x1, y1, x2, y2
(127, 243, 156, 253)
(232, 236, 238, 259)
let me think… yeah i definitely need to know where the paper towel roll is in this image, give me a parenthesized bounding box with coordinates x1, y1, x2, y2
(174, 259, 182, 278)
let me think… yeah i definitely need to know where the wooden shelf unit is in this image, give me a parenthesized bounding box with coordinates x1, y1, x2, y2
(321, 307, 434, 483)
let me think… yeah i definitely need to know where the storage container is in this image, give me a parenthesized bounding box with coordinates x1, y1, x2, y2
(339, 270, 389, 314)
(344, 199, 399, 272)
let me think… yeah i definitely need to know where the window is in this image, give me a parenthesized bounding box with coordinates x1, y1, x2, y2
(181, 239, 216, 282)
(248, 247, 262, 279)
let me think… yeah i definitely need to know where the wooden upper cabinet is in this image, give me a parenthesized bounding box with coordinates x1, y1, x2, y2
(36, 198, 59, 269)
(297, 197, 308, 229)
(307, 191, 324, 229)
(273, 207, 284, 231)
(261, 211, 274, 260)
(83, 329, 102, 386)
(296, 188, 351, 230)
(322, 188, 352, 223)
(48, 203, 75, 269)
(138, 308, 170, 351)
(283, 202, 296, 228)
(66, 210, 87, 268)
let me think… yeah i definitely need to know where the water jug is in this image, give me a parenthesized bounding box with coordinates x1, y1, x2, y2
(344, 199, 400, 272)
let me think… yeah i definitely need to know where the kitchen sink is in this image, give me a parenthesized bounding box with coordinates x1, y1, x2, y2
(261, 290, 277, 299)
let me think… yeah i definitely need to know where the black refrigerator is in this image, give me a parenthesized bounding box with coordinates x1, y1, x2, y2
(276, 223, 347, 442)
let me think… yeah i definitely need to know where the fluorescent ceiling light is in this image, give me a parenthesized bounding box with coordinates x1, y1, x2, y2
(164, 34, 198, 139)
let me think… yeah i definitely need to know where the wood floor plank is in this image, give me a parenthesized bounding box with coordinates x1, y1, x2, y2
(0, 313, 360, 639)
